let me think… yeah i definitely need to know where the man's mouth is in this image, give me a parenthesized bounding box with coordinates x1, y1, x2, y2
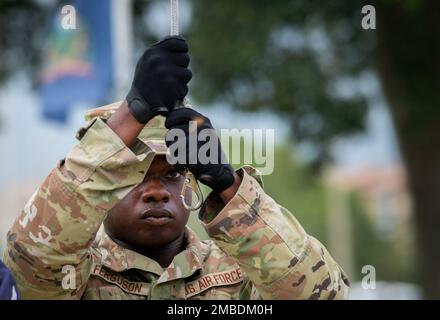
(140, 208, 174, 226)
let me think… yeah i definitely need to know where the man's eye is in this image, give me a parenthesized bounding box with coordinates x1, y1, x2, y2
(166, 170, 181, 179)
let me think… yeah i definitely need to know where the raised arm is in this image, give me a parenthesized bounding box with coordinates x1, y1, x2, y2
(201, 166, 350, 300)
(3, 100, 152, 299)
(4, 36, 192, 299)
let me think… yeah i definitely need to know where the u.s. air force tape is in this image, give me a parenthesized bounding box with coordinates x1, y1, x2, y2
(184, 267, 243, 298)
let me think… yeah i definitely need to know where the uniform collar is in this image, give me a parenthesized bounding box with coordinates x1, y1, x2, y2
(94, 226, 207, 281)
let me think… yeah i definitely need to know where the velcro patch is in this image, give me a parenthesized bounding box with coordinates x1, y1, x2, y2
(91, 264, 149, 296)
(185, 268, 243, 298)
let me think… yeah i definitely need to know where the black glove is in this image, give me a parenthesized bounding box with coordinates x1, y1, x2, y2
(165, 108, 235, 193)
(126, 36, 192, 123)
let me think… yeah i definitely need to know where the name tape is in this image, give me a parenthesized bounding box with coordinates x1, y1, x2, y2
(91, 264, 149, 296)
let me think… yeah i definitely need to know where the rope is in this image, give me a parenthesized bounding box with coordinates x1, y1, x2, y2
(170, 0, 179, 36)
(170, 0, 191, 108)
(170, 0, 203, 210)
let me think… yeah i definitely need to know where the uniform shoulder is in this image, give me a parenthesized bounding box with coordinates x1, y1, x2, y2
(76, 102, 167, 143)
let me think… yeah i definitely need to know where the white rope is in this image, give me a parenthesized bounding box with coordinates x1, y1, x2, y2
(170, 0, 191, 108)
(170, 0, 179, 36)
(170, 0, 203, 210)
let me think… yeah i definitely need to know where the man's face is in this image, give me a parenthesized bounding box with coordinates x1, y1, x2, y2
(104, 155, 191, 250)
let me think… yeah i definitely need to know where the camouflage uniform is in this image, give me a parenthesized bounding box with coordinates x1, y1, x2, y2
(4, 102, 350, 300)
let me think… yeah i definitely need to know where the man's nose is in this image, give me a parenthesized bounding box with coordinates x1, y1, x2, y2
(140, 178, 171, 203)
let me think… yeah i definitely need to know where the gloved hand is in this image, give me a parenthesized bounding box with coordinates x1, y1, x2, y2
(126, 36, 192, 124)
(165, 108, 235, 193)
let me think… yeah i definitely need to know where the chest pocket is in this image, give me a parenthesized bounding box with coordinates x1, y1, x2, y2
(207, 283, 243, 299)
(82, 285, 146, 300)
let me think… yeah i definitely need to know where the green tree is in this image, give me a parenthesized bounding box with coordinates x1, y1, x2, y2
(0, 0, 52, 83)
(186, 0, 440, 298)
(349, 193, 416, 282)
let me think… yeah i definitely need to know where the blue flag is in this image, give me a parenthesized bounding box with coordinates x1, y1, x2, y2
(40, 0, 113, 123)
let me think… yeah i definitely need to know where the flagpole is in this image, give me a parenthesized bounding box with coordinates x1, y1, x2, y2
(111, 0, 133, 100)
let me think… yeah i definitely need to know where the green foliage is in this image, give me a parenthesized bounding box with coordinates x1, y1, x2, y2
(0, 0, 55, 83)
(349, 192, 416, 282)
(186, 0, 374, 163)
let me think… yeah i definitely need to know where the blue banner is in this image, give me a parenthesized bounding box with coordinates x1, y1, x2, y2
(40, 0, 113, 123)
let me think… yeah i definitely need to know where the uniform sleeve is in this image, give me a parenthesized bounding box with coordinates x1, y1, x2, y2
(3, 118, 151, 299)
(199, 166, 350, 300)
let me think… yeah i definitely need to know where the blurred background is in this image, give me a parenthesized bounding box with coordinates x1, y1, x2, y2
(0, 0, 439, 299)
